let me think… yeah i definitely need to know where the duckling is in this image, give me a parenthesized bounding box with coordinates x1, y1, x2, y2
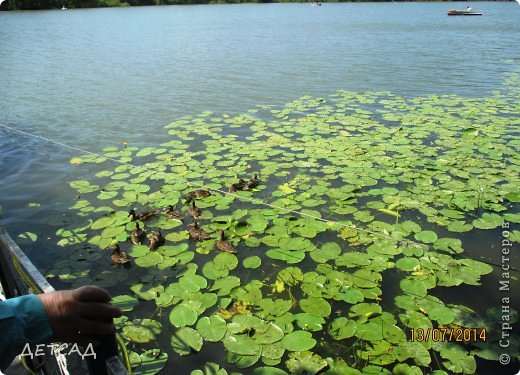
(109, 244, 130, 266)
(188, 200, 201, 219)
(165, 205, 183, 222)
(188, 189, 211, 199)
(149, 230, 165, 250)
(216, 230, 237, 253)
(244, 174, 260, 190)
(128, 208, 159, 221)
(188, 221, 211, 241)
(229, 179, 247, 193)
(131, 222, 146, 245)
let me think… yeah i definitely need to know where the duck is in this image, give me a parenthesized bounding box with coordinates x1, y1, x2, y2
(229, 179, 247, 193)
(216, 230, 237, 253)
(109, 244, 130, 266)
(165, 205, 184, 222)
(128, 208, 159, 221)
(131, 222, 146, 245)
(188, 200, 201, 219)
(188, 189, 211, 199)
(188, 221, 211, 241)
(244, 174, 260, 190)
(149, 230, 165, 250)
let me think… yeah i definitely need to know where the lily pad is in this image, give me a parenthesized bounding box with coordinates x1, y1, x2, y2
(243, 256, 262, 269)
(112, 294, 139, 312)
(169, 303, 198, 327)
(171, 327, 203, 355)
(299, 297, 331, 317)
(286, 351, 328, 375)
(281, 331, 316, 351)
(266, 249, 305, 264)
(328, 317, 357, 340)
(414, 230, 438, 244)
(310, 242, 342, 263)
(196, 315, 227, 342)
(223, 334, 261, 356)
(133, 349, 168, 375)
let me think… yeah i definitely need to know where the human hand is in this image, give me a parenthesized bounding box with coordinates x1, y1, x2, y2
(38, 285, 122, 346)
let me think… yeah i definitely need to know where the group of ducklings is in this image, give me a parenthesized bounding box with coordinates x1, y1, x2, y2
(111, 184, 250, 265)
(128, 209, 166, 249)
(184, 190, 237, 253)
(229, 174, 260, 193)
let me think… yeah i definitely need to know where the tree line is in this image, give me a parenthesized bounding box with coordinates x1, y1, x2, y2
(2, 0, 395, 11)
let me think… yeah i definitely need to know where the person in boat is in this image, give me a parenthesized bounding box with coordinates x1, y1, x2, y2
(466, 5, 472, 11)
(0, 285, 122, 371)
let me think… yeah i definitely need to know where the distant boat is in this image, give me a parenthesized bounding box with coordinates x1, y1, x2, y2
(310, 2, 321, 6)
(61, 4, 67, 9)
(447, 9, 482, 16)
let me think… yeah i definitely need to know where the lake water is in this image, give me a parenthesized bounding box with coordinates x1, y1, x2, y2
(1, 2, 519, 210)
(0, 2, 519, 374)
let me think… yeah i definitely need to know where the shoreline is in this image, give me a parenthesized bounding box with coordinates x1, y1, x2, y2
(0, 0, 514, 12)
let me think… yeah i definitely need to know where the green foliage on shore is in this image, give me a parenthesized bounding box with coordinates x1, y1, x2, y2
(0, 0, 465, 12)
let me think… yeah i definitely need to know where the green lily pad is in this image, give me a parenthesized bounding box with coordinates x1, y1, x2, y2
(428, 306, 455, 325)
(300, 297, 331, 317)
(112, 294, 139, 312)
(396, 257, 420, 272)
(122, 319, 161, 343)
(169, 303, 198, 327)
(447, 221, 473, 233)
(504, 192, 520, 203)
(277, 267, 304, 286)
(133, 349, 168, 375)
(223, 334, 261, 356)
(440, 344, 477, 374)
(400, 279, 428, 298)
(294, 313, 325, 331)
(286, 351, 327, 375)
(258, 299, 293, 318)
(209, 276, 241, 296)
(130, 284, 163, 301)
(178, 274, 208, 293)
(17, 232, 37, 243)
(338, 287, 365, 304)
(202, 261, 229, 280)
(191, 362, 229, 375)
(243, 256, 262, 269)
(129, 245, 150, 258)
(328, 317, 357, 340)
(253, 323, 285, 345)
(171, 327, 203, 355)
(473, 213, 504, 229)
(135, 252, 164, 268)
(228, 351, 261, 368)
(414, 230, 438, 244)
(266, 249, 305, 264)
(91, 215, 117, 230)
(252, 368, 288, 375)
(310, 242, 342, 263)
(281, 331, 316, 351)
(214, 252, 238, 270)
(196, 315, 227, 342)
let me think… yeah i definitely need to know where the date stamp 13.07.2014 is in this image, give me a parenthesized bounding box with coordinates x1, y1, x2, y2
(409, 327, 487, 343)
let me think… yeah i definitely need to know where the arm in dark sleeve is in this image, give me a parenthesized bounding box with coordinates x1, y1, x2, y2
(0, 294, 54, 371)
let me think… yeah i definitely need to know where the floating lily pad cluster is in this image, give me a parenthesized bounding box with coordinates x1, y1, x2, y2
(46, 75, 520, 374)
